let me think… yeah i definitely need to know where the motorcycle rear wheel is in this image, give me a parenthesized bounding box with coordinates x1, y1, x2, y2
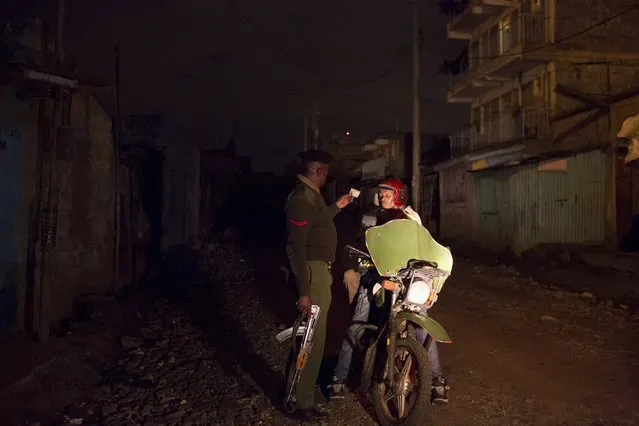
(371, 338, 433, 425)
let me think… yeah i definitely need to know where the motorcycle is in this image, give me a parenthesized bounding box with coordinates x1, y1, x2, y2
(345, 218, 454, 425)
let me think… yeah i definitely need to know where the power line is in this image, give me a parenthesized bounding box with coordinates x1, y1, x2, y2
(224, 0, 402, 90)
(468, 4, 639, 60)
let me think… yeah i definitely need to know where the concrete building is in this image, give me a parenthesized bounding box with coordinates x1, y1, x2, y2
(437, 0, 639, 254)
(0, 17, 119, 339)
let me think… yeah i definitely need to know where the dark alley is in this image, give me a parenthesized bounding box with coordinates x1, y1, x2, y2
(2, 1, 639, 425)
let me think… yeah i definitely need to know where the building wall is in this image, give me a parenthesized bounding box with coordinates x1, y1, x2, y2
(199, 152, 244, 235)
(555, 0, 639, 53)
(552, 61, 639, 150)
(163, 141, 200, 248)
(0, 87, 36, 333)
(439, 163, 477, 244)
(51, 92, 115, 322)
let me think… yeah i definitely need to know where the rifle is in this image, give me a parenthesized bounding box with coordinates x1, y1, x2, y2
(275, 304, 321, 412)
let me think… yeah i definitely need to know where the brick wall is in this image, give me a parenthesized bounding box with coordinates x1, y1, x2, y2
(554, 0, 639, 53)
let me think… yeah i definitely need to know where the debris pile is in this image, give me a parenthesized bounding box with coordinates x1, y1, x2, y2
(82, 242, 292, 425)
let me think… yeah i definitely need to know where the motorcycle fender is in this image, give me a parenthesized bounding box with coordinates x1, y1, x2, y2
(396, 311, 452, 344)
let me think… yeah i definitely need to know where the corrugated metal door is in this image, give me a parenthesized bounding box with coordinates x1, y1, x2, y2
(0, 91, 22, 332)
(477, 174, 501, 247)
(537, 170, 568, 243)
(565, 151, 607, 243)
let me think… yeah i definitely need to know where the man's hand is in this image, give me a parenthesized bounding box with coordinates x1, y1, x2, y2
(297, 295, 312, 316)
(336, 194, 354, 209)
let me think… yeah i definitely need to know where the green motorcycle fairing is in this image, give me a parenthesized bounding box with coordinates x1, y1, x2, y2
(365, 219, 453, 278)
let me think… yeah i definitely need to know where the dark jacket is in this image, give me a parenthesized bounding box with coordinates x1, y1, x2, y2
(351, 208, 407, 291)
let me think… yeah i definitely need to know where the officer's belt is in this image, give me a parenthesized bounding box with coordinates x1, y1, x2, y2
(310, 260, 332, 272)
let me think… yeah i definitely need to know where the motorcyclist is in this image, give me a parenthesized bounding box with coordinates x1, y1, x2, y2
(329, 176, 450, 404)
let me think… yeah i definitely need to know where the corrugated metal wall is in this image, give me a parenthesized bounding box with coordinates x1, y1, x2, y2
(438, 150, 610, 253)
(475, 171, 513, 250)
(477, 174, 501, 248)
(506, 150, 609, 254)
(439, 163, 476, 243)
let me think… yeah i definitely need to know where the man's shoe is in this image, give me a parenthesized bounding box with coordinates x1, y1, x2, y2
(328, 377, 346, 400)
(290, 406, 329, 421)
(431, 376, 449, 404)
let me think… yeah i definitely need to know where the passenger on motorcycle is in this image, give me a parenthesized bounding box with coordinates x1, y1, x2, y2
(329, 176, 450, 404)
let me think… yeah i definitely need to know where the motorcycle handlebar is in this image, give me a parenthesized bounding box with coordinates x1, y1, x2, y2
(344, 245, 371, 260)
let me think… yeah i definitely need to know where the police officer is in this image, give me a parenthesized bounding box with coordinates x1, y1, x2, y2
(285, 149, 353, 421)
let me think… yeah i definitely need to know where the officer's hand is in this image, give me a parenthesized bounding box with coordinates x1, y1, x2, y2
(336, 194, 354, 209)
(297, 295, 312, 316)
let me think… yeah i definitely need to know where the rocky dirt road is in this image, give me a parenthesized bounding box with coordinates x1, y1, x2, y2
(1, 241, 638, 425)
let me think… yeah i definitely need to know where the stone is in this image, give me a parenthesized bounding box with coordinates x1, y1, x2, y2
(580, 292, 595, 300)
(101, 404, 117, 416)
(120, 336, 143, 350)
(540, 315, 559, 322)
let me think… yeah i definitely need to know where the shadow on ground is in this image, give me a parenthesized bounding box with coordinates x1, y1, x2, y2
(157, 246, 286, 412)
(160, 203, 368, 414)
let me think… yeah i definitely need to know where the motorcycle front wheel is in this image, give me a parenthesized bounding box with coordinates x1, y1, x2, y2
(371, 338, 433, 425)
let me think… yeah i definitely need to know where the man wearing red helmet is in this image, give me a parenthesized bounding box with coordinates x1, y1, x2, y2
(330, 176, 450, 404)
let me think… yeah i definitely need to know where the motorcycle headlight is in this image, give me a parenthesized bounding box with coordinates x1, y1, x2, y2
(405, 279, 432, 305)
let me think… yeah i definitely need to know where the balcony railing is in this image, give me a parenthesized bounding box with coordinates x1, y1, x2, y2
(449, 106, 551, 157)
(468, 12, 548, 71)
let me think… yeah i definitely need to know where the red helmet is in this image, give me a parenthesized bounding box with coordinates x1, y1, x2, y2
(378, 176, 407, 208)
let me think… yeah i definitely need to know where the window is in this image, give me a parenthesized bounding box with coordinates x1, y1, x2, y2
(501, 90, 515, 110)
(472, 107, 481, 133)
(480, 105, 489, 135)
(480, 32, 491, 64)
(470, 40, 479, 70)
(499, 16, 512, 53)
(532, 0, 542, 12)
(533, 77, 544, 99)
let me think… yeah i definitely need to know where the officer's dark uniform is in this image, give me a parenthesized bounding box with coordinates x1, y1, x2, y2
(285, 168, 340, 410)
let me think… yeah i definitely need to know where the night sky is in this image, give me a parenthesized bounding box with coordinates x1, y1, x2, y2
(65, 0, 468, 172)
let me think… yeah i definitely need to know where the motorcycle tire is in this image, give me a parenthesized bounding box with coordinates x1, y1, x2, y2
(360, 338, 378, 393)
(371, 338, 433, 426)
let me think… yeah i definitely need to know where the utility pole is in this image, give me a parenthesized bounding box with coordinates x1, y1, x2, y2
(411, 0, 421, 210)
(113, 42, 121, 294)
(311, 101, 320, 149)
(56, 0, 65, 62)
(303, 113, 308, 151)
